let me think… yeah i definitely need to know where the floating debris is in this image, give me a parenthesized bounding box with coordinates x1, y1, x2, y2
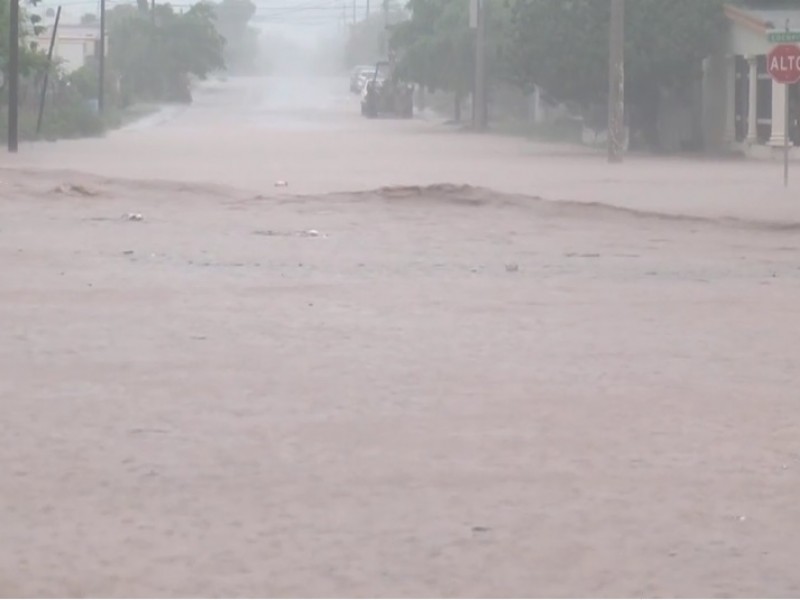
(53, 183, 98, 197)
(252, 229, 326, 238)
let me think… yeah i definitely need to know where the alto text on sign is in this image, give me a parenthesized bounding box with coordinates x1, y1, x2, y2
(767, 44, 800, 84)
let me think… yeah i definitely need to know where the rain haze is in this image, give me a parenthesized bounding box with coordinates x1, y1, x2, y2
(3, 0, 800, 597)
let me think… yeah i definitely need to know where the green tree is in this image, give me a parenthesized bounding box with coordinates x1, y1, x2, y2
(0, 0, 48, 94)
(108, 2, 224, 105)
(389, 0, 474, 116)
(210, 0, 259, 74)
(346, 1, 409, 68)
(505, 0, 727, 147)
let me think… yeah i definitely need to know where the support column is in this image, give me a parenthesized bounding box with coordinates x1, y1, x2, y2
(769, 79, 790, 146)
(746, 56, 758, 144)
(723, 55, 736, 144)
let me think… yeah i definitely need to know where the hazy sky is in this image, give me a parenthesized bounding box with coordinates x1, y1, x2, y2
(38, 0, 376, 29)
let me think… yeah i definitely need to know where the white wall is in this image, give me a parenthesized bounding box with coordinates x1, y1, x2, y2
(35, 26, 102, 75)
(55, 40, 91, 74)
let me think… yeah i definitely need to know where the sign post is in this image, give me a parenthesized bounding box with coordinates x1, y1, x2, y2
(767, 43, 800, 187)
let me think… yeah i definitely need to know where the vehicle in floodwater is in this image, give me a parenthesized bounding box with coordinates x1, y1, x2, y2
(360, 61, 413, 119)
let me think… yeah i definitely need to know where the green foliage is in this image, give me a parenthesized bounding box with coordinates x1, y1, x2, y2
(390, 0, 511, 104)
(1, 0, 226, 142)
(0, 85, 120, 142)
(503, 0, 727, 147)
(390, 0, 474, 95)
(0, 0, 48, 94)
(384, 0, 730, 148)
(346, 12, 393, 67)
(109, 2, 225, 105)
(503, 1, 606, 103)
(505, 0, 726, 107)
(210, 0, 260, 73)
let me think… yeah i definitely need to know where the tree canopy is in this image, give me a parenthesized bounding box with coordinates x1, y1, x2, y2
(504, 0, 726, 104)
(346, 4, 408, 67)
(386, 0, 730, 146)
(108, 2, 225, 104)
(0, 0, 48, 91)
(390, 0, 474, 97)
(504, 0, 727, 145)
(209, 0, 260, 74)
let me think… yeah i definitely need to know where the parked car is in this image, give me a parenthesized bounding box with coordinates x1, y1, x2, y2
(350, 65, 374, 93)
(360, 62, 413, 119)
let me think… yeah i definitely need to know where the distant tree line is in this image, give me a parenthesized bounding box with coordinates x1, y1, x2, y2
(106, 0, 261, 105)
(377, 0, 800, 149)
(0, 0, 259, 141)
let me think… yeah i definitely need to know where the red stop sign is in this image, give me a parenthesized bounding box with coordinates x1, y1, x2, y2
(768, 44, 800, 84)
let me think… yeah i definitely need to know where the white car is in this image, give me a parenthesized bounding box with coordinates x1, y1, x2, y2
(350, 66, 374, 93)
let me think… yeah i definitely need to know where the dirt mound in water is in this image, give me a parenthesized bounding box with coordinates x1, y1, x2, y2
(352, 184, 800, 232)
(371, 184, 493, 207)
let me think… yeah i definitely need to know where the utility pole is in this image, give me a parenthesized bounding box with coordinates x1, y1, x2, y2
(366, 0, 370, 19)
(380, 0, 389, 54)
(37, 5, 62, 136)
(352, 0, 356, 24)
(607, 0, 625, 163)
(98, 0, 106, 114)
(474, 0, 487, 131)
(8, 0, 20, 152)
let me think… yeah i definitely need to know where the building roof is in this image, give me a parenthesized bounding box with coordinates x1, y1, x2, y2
(725, 4, 800, 36)
(36, 24, 101, 42)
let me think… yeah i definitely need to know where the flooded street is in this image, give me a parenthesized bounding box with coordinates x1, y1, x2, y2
(9, 75, 800, 220)
(2, 75, 800, 597)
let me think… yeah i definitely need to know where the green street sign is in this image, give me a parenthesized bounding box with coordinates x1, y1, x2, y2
(769, 31, 800, 43)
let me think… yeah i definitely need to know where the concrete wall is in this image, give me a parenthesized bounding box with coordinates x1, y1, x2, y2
(702, 52, 728, 153)
(728, 21, 769, 57)
(55, 40, 91, 74)
(35, 26, 102, 75)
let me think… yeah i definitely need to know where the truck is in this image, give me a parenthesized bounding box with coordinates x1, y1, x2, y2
(360, 60, 414, 119)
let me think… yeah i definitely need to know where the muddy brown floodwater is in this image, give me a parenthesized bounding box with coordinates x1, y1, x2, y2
(2, 76, 800, 597)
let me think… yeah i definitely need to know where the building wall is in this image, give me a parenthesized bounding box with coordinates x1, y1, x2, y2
(35, 26, 103, 75)
(728, 21, 769, 57)
(55, 39, 91, 74)
(702, 52, 728, 153)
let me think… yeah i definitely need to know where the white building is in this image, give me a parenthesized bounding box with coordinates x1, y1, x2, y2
(703, 4, 800, 158)
(34, 24, 105, 75)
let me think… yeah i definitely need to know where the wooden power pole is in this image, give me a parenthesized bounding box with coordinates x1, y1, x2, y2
(380, 0, 389, 54)
(474, 0, 487, 131)
(37, 5, 62, 135)
(608, 0, 625, 163)
(99, 0, 106, 114)
(8, 0, 20, 152)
